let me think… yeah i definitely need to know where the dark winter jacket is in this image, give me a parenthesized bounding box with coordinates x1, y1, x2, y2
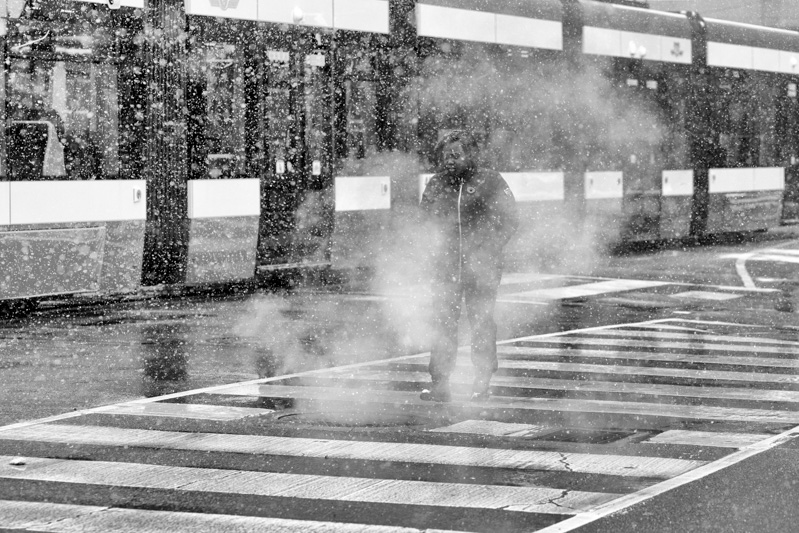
(420, 167, 518, 284)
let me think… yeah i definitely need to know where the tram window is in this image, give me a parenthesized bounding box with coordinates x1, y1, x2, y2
(6, 59, 119, 180)
(188, 44, 247, 180)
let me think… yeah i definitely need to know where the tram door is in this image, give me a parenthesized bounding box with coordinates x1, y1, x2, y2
(257, 32, 334, 268)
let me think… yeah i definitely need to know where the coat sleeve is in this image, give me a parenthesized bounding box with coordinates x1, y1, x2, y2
(494, 175, 519, 248)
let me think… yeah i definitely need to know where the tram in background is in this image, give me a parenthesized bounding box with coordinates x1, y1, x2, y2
(0, 0, 798, 306)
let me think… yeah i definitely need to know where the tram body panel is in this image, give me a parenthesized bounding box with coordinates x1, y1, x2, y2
(659, 170, 693, 239)
(185, 179, 260, 285)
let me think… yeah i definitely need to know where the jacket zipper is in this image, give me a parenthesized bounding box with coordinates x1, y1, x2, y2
(457, 182, 463, 283)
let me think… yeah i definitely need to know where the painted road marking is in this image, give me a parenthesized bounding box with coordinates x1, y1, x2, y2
(723, 241, 799, 289)
(645, 430, 773, 448)
(502, 279, 669, 301)
(94, 402, 274, 420)
(0, 500, 433, 533)
(0, 424, 706, 479)
(430, 420, 551, 437)
(669, 291, 742, 301)
(571, 328, 799, 346)
(331, 369, 799, 406)
(222, 383, 799, 424)
(0, 455, 620, 515)
(496, 345, 799, 371)
(519, 335, 798, 355)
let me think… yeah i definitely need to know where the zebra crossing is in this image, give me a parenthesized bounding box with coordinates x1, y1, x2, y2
(1, 318, 798, 532)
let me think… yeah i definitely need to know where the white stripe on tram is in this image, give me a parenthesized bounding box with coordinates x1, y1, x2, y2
(0, 455, 619, 515)
(0, 499, 437, 533)
(0, 424, 705, 479)
(220, 384, 799, 424)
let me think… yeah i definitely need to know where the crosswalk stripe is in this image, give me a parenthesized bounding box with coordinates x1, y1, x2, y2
(496, 345, 799, 371)
(0, 455, 620, 515)
(519, 336, 797, 355)
(572, 329, 799, 347)
(323, 369, 799, 405)
(220, 384, 799, 424)
(94, 402, 274, 420)
(0, 424, 705, 478)
(644, 430, 772, 448)
(0, 499, 450, 533)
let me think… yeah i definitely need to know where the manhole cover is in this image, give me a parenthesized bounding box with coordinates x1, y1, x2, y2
(273, 410, 432, 428)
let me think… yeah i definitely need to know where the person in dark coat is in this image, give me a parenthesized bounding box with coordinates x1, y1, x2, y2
(419, 130, 518, 402)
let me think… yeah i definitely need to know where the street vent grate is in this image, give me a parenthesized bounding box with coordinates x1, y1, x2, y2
(272, 409, 434, 428)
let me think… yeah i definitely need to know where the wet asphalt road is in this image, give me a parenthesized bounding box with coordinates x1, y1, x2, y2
(1, 227, 798, 428)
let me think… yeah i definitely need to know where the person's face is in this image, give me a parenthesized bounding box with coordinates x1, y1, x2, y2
(441, 141, 470, 177)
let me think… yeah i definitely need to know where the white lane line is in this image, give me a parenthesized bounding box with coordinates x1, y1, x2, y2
(0, 499, 451, 533)
(0, 455, 619, 515)
(223, 384, 799, 424)
(726, 240, 799, 289)
(94, 402, 274, 420)
(669, 291, 742, 301)
(534, 424, 799, 532)
(0, 424, 705, 479)
(505, 280, 670, 302)
(645, 430, 773, 448)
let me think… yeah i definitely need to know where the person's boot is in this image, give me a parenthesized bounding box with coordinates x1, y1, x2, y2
(470, 371, 492, 402)
(420, 379, 451, 402)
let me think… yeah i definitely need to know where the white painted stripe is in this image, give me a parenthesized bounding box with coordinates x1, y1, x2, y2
(708, 41, 753, 70)
(646, 430, 772, 448)
(223, 384, 799, 424)
(670, 291, 742, 301)
(497, 345, 799, 371)
(585, 171, 623, 199)
(0, 455, 619, 515)
(94, 402, 273, 420)
(501, 171, 564, 202)
(0, 182, 9, 226)
(496, 15, 562, 50)
(187, 178, 259, 219)
(0, 500, 429, 533)
(520, 334, 797, 355)
(574, 328, 799, 347)
(335, 176, 391, 211)
(747, 253, 799, 264)
(662, 170, 693, 196)
(9, 180, 146, 224)
(185, 0, 258, 20)
(508, 279, 669, 301)
(334, 0, 389, 34)
(535, 424, 799, 533)
(0, 424, 704, 479)
(344, 368, 799, 405)
(416, 4, 495, 43)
